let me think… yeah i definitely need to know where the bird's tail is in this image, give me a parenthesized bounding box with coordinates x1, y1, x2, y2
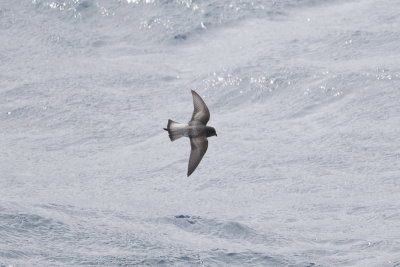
(164, 119, 184, 141)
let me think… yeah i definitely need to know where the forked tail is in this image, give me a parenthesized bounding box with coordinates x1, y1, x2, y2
(164, 119, 184, 141)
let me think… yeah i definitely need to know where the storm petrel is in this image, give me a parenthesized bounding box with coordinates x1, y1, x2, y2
(164, 90, 217, 176)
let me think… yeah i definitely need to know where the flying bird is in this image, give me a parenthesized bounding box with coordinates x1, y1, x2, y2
(164, 90, 217, 176)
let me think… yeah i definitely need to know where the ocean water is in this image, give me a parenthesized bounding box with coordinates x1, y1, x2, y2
(1, 0, 400, 266)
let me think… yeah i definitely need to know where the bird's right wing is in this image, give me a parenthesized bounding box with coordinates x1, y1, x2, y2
(190, 90, 210, 125)
(187, 136, 208, 177)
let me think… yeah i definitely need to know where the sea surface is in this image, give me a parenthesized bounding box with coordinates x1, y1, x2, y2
(1, 0, 400, 266)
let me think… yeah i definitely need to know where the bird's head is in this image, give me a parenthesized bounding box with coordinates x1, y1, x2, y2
(206, 127, 217, 137)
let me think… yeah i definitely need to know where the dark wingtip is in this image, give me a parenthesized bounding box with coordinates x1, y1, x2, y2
(163, 128, 168, 131)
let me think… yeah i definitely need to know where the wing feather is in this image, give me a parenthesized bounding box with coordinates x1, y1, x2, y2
(190, 90, 210, 125)
(187, 137, 208, 176)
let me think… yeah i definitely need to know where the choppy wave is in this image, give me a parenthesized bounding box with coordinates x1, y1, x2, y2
(1, 0, 400, 266)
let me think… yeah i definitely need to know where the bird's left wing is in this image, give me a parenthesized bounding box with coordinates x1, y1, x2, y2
(187, 136, 208, 176)
(190, 90, 210, 125)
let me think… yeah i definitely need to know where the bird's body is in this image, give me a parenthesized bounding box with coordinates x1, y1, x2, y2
(164, 90, 217, 176)
(169, 124, 215, 138)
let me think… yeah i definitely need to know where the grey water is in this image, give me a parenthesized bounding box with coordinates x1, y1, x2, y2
(1, 0, 400, 266)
